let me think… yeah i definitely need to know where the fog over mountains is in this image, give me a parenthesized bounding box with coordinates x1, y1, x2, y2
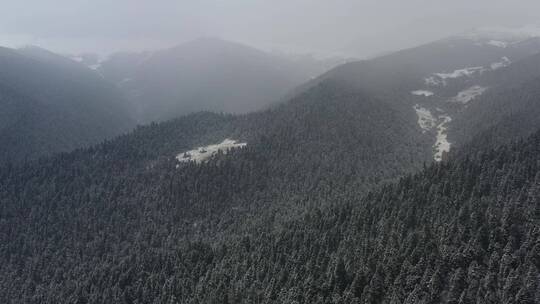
(94, 38, 349, 123)
(5, 0, 540, 57)
(1, 2, 540, 303)
(0, 45, 133, 163)
(0, 38, 348, 162)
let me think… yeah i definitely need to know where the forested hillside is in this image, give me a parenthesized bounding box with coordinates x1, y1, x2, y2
(3, 32, 539, 164)
(2, 29, 540, 304)
(1, 96, 538, 303)
(295, 34, 540, 162)
(0, 46, 134, 163)
(449, 52, 540, 152)
(0, 75, 437, 302)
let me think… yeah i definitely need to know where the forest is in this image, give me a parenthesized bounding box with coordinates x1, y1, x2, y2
(0, 81, 539, 302)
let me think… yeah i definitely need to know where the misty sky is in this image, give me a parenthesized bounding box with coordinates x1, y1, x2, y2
(2, 0, 540, 57)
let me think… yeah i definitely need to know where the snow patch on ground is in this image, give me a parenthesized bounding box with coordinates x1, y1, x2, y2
(452, 86, 487, 104)
(176, 139, 247, 164)
(414, 105, 437, 133)
(435, 67, 485, 79)
(414, 104, 453, 161)
(425, 67, 485, 86)
(490, 56, 511, 70)
(425, 57, 511, 87)
(411, 90, 434, 97)
(424, 76, 443, 86)
(486, 40, 508, 48)
(434, 115, 452, 162)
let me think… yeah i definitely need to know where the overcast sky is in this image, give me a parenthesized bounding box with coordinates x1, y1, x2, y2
(1, 0, 540, 57)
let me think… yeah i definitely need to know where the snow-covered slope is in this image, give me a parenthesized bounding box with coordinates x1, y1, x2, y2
(176, 139, 247, 164)
(411, 90, 434, 97)
(452, 86, 487, 104)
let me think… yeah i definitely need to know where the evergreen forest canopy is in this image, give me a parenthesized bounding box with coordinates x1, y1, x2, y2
(1, 29, 540, 303)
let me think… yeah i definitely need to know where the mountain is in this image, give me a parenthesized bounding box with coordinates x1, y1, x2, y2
(2, 32, 540, 303)
(96, 38, 346, 123)
(304, 30, 540, 162)
(0, 46, 134, 163)
(447, 51, 540, 153)
(1, 82, 539, 303)
(0, 54, 443, 301)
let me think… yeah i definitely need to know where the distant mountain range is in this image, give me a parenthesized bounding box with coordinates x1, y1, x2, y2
(3, 30, 540, 163)
(0, 46, 134, 163)
(93, 37, 351, 123)
(0, 39, 347, 163)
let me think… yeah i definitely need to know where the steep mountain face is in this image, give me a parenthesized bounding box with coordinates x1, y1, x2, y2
(96, 38, 343, 123)
(0, 46, 134, 163)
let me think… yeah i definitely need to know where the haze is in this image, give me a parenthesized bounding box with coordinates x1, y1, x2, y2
(2, 0, 540, 57)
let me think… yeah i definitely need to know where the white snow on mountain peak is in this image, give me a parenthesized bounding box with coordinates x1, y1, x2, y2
(176, 139, 247, 164)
